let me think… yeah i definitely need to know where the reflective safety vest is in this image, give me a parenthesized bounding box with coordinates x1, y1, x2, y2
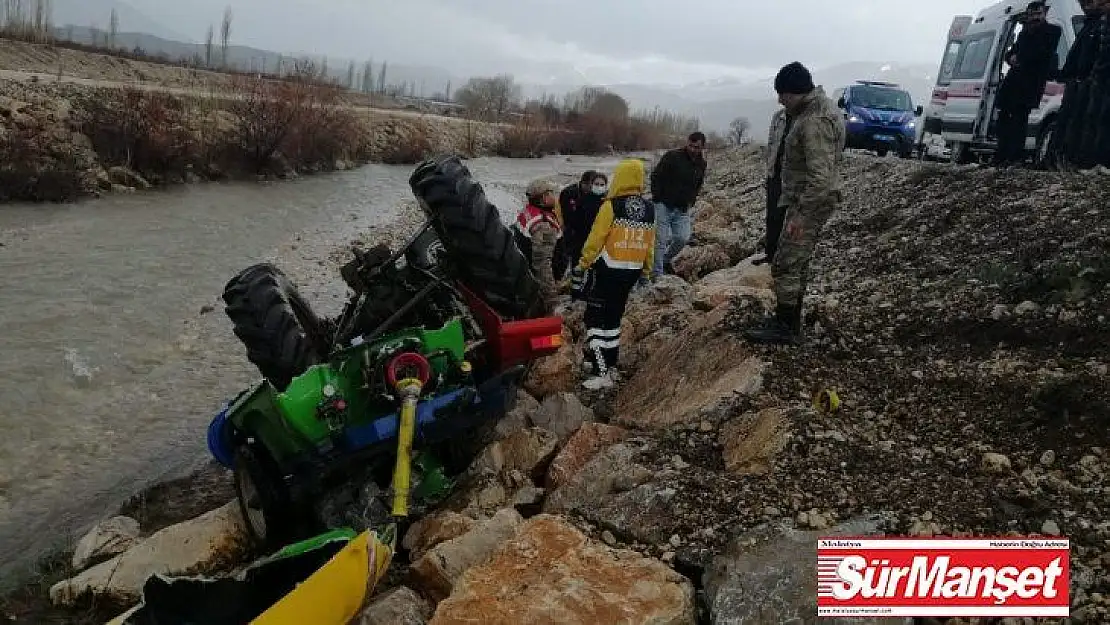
(596, 195, 655, 271)
(512, 204, 567, 279)
(513, 204, 562, 239)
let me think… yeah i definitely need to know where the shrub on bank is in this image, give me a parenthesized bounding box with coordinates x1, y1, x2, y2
(228, 74, 362, 174)
(78, 89, 200, 184)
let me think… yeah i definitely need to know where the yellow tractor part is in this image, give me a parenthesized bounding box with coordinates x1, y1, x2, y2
(104, 530, 395, 625)
(390, 377, 423, 518)
(250, 529, 395, 625)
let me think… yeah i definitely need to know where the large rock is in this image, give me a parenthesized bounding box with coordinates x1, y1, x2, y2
(544, 441, 681, 546)
(494, 388, 540, 439)
(429, 515, 695, 625)
(615, 305, 766, 429)
(523, 339, 577, 399)
(546, 423, 630, 489)
(529, 392, 595, 442)
(409, 508, 523, 603)
(356, 586, 432, 625)
(469, 427, 559, 482)
(672, 243, 731, 281)
(719, 408, 792, 475)
(692, 256, 775, 312)
(71, 516, 141, 571)
(544, 442, 648, 515)
(403, 512, 478, 563)
(703, 517, 908, 625)
(50, 502, 247, 606)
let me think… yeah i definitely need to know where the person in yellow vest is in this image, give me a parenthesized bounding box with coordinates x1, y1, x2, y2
(569, 158, 655, 390)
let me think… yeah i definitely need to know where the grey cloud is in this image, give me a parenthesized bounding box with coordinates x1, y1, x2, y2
(125, 0, 977, 81)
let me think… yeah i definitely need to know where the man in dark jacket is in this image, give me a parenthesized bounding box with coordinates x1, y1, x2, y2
(559, 170, 608, 271)
(1081, 2, 1110, 167)
(991, 1, 1063, 166)
(1050, 0, 1103, 168)
(649, 132, 707, 278)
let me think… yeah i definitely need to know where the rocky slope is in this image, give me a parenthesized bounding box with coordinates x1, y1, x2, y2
(11, 147, 1108, 624)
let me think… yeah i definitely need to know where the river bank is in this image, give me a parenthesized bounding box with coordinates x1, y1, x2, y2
(0, 153, 635, 595)
(5, 147, 1107, 623)
(0, 76, 511, 203)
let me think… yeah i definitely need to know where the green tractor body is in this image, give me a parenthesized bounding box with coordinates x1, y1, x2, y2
(222, 318, 468, 470)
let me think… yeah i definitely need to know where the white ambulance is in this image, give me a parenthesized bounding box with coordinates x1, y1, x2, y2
(916, 15, 974, 160)
(939, 0, 1086, 164)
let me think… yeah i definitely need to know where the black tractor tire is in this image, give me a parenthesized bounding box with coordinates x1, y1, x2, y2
(223, 263, 325, 391)
(876, 147, 889, 157)
(233, 444, 304, 550)
(409, 155, 543, 319)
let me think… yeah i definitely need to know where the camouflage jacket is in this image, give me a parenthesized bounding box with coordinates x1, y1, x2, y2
(779, 87, 846, 217)
(765, 107, 790, 180)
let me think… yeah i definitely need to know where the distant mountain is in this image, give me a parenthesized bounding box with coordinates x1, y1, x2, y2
(53, 26, 459, 96)
(51, 0, 193, 43)
(520, 62, 940, 141)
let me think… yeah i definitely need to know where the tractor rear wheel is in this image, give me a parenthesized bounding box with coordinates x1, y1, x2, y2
(223, 263, 325, 390)
(409, 155, 543, 319)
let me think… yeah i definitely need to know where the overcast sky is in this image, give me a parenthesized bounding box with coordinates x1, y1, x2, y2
(130, 0, 983, 84)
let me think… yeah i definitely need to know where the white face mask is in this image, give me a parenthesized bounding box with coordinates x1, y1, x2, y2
(591, 184, 608, 195)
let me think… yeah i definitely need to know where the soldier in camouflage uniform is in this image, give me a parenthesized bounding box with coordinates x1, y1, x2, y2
(753, 106, 793, 265)
(745, 62, 845, 345)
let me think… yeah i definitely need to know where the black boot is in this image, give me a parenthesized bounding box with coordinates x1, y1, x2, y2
(743, 304, 798, 345)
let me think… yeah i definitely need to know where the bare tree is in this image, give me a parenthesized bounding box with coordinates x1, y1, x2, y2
(205, 24, 214, 67)
(220, 6, 232, 68)
(108, 7, 118, 48)
(361, 60, 373, 95)
(455, 74, 522, 121)
(729, 116, 752, 145)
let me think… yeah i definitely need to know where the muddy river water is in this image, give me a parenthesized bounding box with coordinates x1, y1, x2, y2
(0, 154, 631, 583)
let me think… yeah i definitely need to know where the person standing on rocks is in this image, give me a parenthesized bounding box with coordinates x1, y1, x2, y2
(990, 1, 1062, 167)
(570, 158, 655, 389)
(1080, 0, 1110, 167)
(513, 178, 566, 312)
(753, 106, 792, 266)
(560, 170, 610, 281)
(1050, 0, 1103, 169)
(649, 132, 707, 278)
(745, 62, 845, 345)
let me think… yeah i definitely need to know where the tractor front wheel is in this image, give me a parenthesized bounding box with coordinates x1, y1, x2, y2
(234, 444, 302, 550)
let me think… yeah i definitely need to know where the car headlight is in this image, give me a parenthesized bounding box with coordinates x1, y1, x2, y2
(907, 120, 916, 128)
(848, 115, 861, 123)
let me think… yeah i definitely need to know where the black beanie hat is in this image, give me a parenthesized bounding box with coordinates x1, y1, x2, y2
(774, 62, 815, 95)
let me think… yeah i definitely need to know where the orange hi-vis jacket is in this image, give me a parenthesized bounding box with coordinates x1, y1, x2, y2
(577, 158, 655, 277)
